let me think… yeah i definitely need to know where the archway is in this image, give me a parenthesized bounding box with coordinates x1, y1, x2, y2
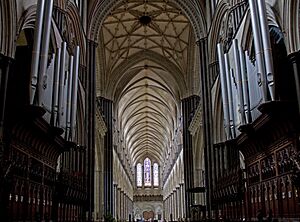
(91, 0, 207, 220)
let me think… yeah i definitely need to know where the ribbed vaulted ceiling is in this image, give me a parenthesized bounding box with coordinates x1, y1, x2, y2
(118, 64, 179, 165)
(102, 0, 190, 73)
(100, 0, 193, 169)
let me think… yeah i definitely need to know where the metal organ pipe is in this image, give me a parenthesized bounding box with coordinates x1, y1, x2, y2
(37, 0, 54, 106)
(233, 39, 246, 125)
(51, 47, 61, 126)
(248, 0, 268, 102)
(66, 55, 74, 140)
(30, 0, 45, 104)
(224, 53, 236, 138)
(70, 46, 80, 140)
(239, 48, 252, 124)
(244, 50, 263, 120)
(217, 43, 231, 140)
(257, 0, 275, 101)
(57, 42, 67, 127)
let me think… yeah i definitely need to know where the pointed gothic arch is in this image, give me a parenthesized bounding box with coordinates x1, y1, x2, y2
(65, 1, 86, 66)
(284, 0, 300, 53)
(0, 0, 17, 58)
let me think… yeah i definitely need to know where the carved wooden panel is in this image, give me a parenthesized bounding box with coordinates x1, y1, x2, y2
(246, 140, 300, 220)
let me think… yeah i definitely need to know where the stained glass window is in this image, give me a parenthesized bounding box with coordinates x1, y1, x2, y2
(137, 163, 142, 187)
(144, 158, 151, 186)
(153, 163, 159, 186)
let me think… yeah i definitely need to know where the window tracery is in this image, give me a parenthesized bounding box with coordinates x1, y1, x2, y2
(153, 163, 159, 186)
(144, 158, 151, 187)
(137, 163, 142, 187)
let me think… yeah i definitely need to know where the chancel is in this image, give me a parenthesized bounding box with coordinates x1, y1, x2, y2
(1, 0, 300, 221)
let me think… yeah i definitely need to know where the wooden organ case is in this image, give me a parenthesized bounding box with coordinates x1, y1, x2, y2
(238, 102, 300, 221)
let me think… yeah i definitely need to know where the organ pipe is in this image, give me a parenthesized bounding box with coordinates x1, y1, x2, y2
(217, 43, 231, 139)
(57, 42, 67, 127)
(66, 55, 74, 140)
(37, 0, 53, 106)
(239, 48, 252, 124)
(224, 53, 236, 138)
(233, 39, 246, 125)
(70, 46, 80, 141)
(257, 0, 275, 101)
(50, 47, 61, 126)
(30, 0, 45, 104)
(248, 0, 268, 102)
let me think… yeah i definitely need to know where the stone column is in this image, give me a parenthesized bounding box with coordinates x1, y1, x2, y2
(171, 192, 174, 221)
(176, 187, 180, 219)
(131, 198, 133, 221)
(163, 199, 165, 220)
(122, 193, 125, 220)
(197, 38, 213, 218)
(98, 97, 114, 215)
(0, 55, 12, 147)
(129, 196, 131, 220)
(117, 188, 121, 220)
(122, 191, 124, 220)
(125, 193, 127, 220)
(168, 196, 170, 220)
(168, 197, 170, 220)
(0, 55, 12, 156)
(127, 195, 130, 221)
(128, 196, 130, 220)
(0, 54, 13, 222)
(113, 184, 117, 218)
(120, 191, 124, 220)
(178, 185, 181, 218)
(123, 192, 126, 221)
(181, 95, 199, 218)
(124, 193, 127, 220)
(86, 40, 97, 221)
(115, 186, 119, 219)
(174, 190, 177, 220)
(167, 198, 169, 220)
(125, 195, 127, 220)
(128, 197, 130, 221)
(170, 195, 172, 220)
(180, 183, 186, 218)
(172, 192, 174, 220)
(165, 197, 168, 220)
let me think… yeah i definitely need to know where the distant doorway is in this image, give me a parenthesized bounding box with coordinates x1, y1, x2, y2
(143, 211, 154, 221)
